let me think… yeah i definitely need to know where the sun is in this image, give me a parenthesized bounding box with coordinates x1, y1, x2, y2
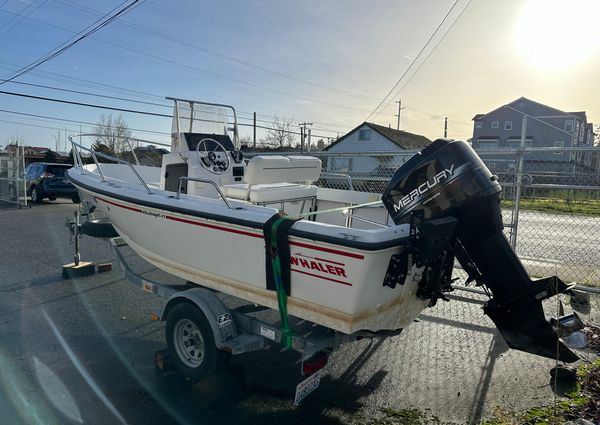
(514, 0, 600, 72)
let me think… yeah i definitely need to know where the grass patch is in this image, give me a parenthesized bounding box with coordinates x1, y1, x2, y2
(352, 407, 457, 425)
(501, 198, 600, 215)
(482, 359, 600, 424)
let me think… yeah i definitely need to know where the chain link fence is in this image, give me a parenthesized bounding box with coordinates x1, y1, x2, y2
(0, 146, 27, 208)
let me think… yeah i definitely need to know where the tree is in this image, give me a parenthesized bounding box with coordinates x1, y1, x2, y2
(43, 149, 58, 162)
(261, 115, 296, 150)
(238, 135, 252, 150)
(90, 141, 116, 163)
(94, 114, 131, 157)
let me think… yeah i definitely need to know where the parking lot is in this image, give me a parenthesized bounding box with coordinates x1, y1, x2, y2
(0, 200, 597, 424)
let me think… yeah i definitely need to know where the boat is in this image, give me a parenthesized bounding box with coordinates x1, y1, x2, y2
(67, 97, 579, 362)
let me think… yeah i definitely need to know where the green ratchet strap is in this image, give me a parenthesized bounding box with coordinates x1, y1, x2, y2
(269, 215, 296, 349)
(264, 199, 383, 349)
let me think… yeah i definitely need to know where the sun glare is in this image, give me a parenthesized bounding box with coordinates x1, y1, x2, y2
(514, 0, 600, 72)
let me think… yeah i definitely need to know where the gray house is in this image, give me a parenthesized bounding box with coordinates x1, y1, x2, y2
(472, 97, 596, 178)
(323, 122, 430, 175)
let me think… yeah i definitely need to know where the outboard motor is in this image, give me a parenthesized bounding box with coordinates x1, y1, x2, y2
(382, 139, 578, 362)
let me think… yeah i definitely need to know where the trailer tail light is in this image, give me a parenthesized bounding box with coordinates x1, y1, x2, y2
(302, 351, 328, 375)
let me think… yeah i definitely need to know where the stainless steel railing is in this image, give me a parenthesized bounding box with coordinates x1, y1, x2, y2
(175, 177, 233, 209)
(68, 134, 156, 194)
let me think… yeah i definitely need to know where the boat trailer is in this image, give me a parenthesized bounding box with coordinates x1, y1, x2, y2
(107, 236, 399, 405)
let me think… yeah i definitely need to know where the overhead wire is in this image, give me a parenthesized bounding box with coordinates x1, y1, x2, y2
(365, 0, 460, 122)
(0, 0, 145, 85)
(0, 107, 170, 135)
(0, 90, 337, 139)
(0, 72, 352, 131)
(0, 8, 396, 118)
(51, 0, 382, 103)
(0, 0, 49, 37)
(375, 0, 473, 118)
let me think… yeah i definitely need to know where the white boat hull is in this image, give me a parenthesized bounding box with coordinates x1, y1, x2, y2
(71, 170, 428, 334)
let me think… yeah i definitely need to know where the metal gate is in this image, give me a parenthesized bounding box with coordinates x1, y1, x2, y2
(0, 145, 28, 208)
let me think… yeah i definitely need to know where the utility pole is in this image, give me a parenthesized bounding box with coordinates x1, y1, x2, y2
(299, 122, 313, 153)
(395, 99, 405, 130)
(444, 117, 448, 138)
(253, 112, 256, 152)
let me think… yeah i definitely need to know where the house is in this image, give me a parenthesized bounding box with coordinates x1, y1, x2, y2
(471, 97, 596, 178)
(322, 122, 431, 175)
(3, 144, 70, 165)
(123, 145, 169, 166)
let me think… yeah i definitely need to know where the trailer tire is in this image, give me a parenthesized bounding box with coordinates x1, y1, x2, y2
(165, 302, 229, 381)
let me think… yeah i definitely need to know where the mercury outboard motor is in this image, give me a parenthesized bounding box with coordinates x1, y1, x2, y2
(382, 139, 578, 362)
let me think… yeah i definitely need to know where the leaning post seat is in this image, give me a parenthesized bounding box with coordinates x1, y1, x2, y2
(221, 155, 321, 204)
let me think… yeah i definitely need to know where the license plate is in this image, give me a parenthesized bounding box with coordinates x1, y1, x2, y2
(293, 370, 321, 406)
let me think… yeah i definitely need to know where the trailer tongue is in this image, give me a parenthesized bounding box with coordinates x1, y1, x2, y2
(382, 138, 579, 363)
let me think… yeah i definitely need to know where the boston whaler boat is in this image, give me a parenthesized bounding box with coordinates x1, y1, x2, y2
(67, 98, 580, 381)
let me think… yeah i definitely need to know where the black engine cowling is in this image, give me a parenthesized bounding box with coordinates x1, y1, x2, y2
(382, 139, 578, 363)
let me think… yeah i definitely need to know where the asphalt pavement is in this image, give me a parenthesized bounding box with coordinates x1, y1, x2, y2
(0, 200, 596, 425)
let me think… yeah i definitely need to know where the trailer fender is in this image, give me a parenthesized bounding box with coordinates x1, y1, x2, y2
(161, 288, 237, 349)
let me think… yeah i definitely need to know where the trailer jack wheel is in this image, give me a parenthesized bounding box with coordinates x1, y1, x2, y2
(166, 303, 230, 381)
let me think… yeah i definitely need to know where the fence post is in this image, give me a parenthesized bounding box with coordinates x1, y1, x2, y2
(510, 115, 527, 249)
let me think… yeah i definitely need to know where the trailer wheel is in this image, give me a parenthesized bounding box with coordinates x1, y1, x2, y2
(165, 303, 229, 381)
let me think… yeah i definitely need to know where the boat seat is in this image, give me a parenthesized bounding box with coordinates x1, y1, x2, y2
(221, 155, 321, 204)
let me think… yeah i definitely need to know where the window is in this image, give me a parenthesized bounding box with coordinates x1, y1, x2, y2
(475, 121, 482, 129)
(491, 121, 499, 129)
(504, 121, 512, 130)
(477, 139, 499, 149)
(358, 129, 371, 141)
(507, 138, 532, 149)
(554, 141, 564, 154)
(331, 157, 351, 172)
(565, 120, 573, 132)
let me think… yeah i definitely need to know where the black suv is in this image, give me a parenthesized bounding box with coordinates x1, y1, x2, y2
(24, 163, 80, 203)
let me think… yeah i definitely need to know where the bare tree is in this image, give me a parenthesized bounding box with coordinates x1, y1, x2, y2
(94, 114, 131, 156)
(261, 115, 296, 150)
(239, 135, 252, 149)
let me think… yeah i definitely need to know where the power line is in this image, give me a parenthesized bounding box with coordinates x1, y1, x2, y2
(0, 69, 353, 131)
(375, 0, 473, 118)
(0, 90, 337, 139)
(0, 8, 396, 118)
(0, 0, 49, 37)
(1, 79, 172, 109)
(0, 89, 171, 117)
(365, 0, 460, 122)
(0, 0, 145, 85)
(52, 0, 382, 103)
(0, 107, 170, 135)
(0, 117, 81, 133)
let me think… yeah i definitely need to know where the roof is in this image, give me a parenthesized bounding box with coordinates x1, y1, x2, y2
(324, 122, 431, 151)
(472, 97, 587, 121)
(568, 111, 587, 122)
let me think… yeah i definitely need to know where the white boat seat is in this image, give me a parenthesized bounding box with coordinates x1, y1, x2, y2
(222, 182, 318, 204)
(222, 155, 321, 204)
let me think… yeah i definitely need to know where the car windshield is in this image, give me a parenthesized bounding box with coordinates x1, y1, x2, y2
(46, 166, 69, 177)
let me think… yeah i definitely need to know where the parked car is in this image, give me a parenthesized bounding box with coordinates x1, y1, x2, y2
(24, 163, 80, 203)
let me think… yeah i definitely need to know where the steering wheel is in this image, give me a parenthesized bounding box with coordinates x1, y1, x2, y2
(196, 137, 230, 175)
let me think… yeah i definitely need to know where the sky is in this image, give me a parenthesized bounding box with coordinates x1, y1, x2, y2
(0, 0, 599, 151)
